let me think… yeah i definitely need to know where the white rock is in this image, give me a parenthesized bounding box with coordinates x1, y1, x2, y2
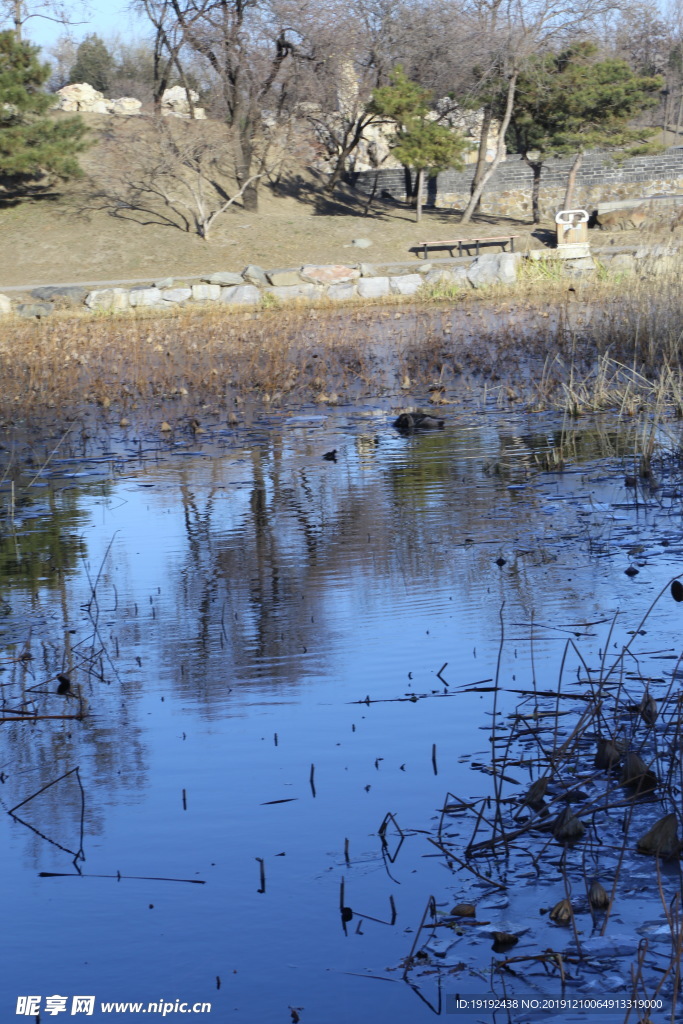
(220, 285, 261, 306)
(389, 274, 423, 295)
(161, 86, 206, 119)
(85, 288, 130, 311)
(162, 288, 192, 303)
(110, 96, 142, 116)
(357, 276, 389, 298)
(0, 293, 11, 315)
(265, 284, 319, 301)
(327, 283, 357, 301)
(192, 284, 221, 302)
(129, 287, 162, 307)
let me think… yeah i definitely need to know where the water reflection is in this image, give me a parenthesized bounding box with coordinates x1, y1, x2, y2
(0, 407, 681, 1022)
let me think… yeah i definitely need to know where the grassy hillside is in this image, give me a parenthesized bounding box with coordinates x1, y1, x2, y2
(0, 113, 537, 288)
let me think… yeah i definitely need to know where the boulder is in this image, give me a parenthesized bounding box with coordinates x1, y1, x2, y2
(85, 288, 130, 312)
(129, 287, 162, 307)
(55, 83, 112, 113)
(467, 252, 519, 289)
(265, 284, 319, 302)
(267, 268, 303, 287)
(327, 283, 357, 301)
(300, 264, 360, 285)
(0, 293, 11, 315)
(351, 238, 373, 248)
(31, 285, 87, 304)
(162, 288, 192, 303)
(110, 96, 142, 116)
(389, 274, 423, 296)
(357, 276, 389, 298)
(17, 302, 52, 318)
(161, 86, 207, 119)
(220, 284, 261, 305)
(205, 271, 244, 286)
(155, 277, 174, 289)
(242, 265, 269, 287)
(358, 262, 377, 277)
(192, 283, 221, 302)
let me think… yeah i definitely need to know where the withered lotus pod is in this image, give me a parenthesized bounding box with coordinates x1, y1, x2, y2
(550, 898, 573, 925)
(595, 737, 624, 770)
(588, 880, 611, 910)
(639, 692, 658, 727)
(636, 813, 681, 860)
(621, 751, 658, 795)
(553, 806, 586, 843)
(451, 903, 476, 918)
(521, 776, 549, 810)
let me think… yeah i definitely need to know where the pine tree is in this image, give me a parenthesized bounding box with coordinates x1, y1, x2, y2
(370, 67, 466, 222)
(0, 30, 87, 195)
(508, 43, 662, 217)
(68, 34, 114, 94)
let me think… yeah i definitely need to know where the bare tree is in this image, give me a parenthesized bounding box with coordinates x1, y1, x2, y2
(81, 117, 276, 238)
(1, 0, 89, 40)
(136, 0, 310, 212)
(130, 0, 197, 113)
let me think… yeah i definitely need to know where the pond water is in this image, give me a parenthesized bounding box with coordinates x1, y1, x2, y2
(1, 399, 682, 1023)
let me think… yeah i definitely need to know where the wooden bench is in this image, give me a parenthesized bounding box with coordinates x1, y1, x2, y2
(414, 235, 520, 260)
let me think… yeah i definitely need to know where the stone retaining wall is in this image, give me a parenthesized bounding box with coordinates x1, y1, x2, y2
(351, 150, 683, 218)
(0, 245, 679, 319)
(0, 256, 522, 318)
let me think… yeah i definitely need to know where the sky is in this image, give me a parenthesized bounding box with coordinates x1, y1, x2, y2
(15, 0, 149, 52)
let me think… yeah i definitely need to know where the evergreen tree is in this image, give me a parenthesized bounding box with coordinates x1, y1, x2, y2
(0, 30, 87, 195)
(370, 67, 466, 222)
(69, 34, 114, 93)
(508, 43, 662, 217)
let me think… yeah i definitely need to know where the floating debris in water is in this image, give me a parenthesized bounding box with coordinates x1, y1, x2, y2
(671, 579, 683, 602)
(595, 736, 624, 770)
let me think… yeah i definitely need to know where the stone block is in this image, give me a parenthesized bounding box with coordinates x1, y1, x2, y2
(264, 284, 319, 302)
(17, 302, 52, 318)
(609, 253, 636, 272)
(85, 288, 130, 312)
(220, 284, 261, 306)
(267, 268, 304, 287)
(358, 263, 377, 277)
(327, 283, 357, 301)
(192, 284, 221, 302)
(31, 285, 87, 304)
(162, 288, 192, 303)
(357, 276, 389, 298)
(155, 277, 174, 289)
(389, 274, 424, 296)
(300, 264, 360, 285)
(206, 271, 244, 286)
(129, 287, 162, 307)
(467, 252, 519, 289)
(242, 265, 268, 287)
(0, 293, 11, 315)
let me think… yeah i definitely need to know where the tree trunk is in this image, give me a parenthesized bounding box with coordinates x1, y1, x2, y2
(460, 73, 517, 225)
(563, 151, 583, 210)
(234, 130, 259, 213)
(523, 155, 543, 223)
(415, 168, 424, 222)
(13, 0, 22, 39)
(468, 104, 493, 214)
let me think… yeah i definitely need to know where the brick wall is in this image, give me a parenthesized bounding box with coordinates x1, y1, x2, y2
(350, 150, 683, 218)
